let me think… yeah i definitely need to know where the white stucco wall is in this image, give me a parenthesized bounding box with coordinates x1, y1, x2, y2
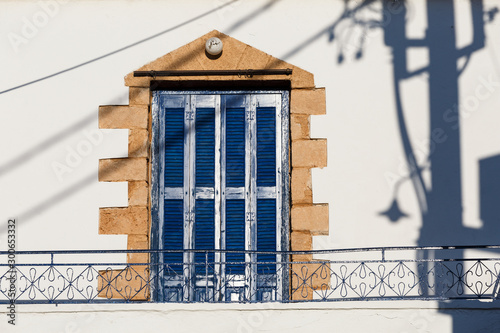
(1, 0, 500, 250)
(1, 301, 500, 333)
(1, 0, 500, 331)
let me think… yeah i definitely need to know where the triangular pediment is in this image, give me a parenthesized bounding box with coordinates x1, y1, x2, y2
(125, 30, 314, 88)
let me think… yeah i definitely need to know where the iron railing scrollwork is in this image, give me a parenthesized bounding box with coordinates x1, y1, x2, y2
(1, 246, 500, 303)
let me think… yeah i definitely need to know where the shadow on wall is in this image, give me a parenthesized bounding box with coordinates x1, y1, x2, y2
(327, 0, 499, 332)
(327, 0, 499, 245)
(381, 0, 499, 246)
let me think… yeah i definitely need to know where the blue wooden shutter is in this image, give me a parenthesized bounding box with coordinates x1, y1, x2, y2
(163, 106, 185, 274)
(195, 108, 215, 187)
(164, 107, 184, 186)
(257, 199, 276, 273)
(194, 200, 215, 274)
(256, 106, 276, 187)
(225, 103, 246, 187)
(194, 106, 216, 274)
(224, 97, 246, 274)
(154, 91, 287, 302)
(256, 105, 277, 273)
(225, 200, 245, 274)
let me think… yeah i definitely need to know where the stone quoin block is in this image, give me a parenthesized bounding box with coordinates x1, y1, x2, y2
(98, 105, 148, 129)
(291, 231, 313, 251)
(291, 204, 329, 235)
(99, 207, 148, 235)
(289, 68, 315, 89)
(127, 234, 150, 264)
(99, 158, 148, 182)
(291, 231, 313, 262)
(129, 87, 150, 105)
(291, 88, 326, 115)
(128, 181, 148, 207)
(292, 139, 327, 168)
(98, 266, 149, 301)
(291, 168, 313, 204)
(291, 272, 314, 301)
(129, 129, 149, 158)
(291, 261, 331, 300)
(290, 114, 311, 141)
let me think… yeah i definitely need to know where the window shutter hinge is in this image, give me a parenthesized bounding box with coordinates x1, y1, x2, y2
(185, 111, 195, 120)
(185, 212, 195, 223)
(246, 212, 255, 223)
(246, 110, 255, 121)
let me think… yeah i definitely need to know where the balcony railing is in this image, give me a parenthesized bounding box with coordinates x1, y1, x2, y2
(1, 246, 500, 304)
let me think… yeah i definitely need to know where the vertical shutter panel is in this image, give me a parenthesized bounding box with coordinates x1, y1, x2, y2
(164, 200, 184, 274)
(256, 105, 277, 274)
(164, 106, 185, 275)
(195, 108, 215, 187)
(256, 107, 276, 187)
(225, 97, 246, 276)
(165, 108, 184, 187)
(194, 199, 215, 274)
(194, 106, 216, 275)
(257, 199, 277, 274)
(226, 200, 245, 274)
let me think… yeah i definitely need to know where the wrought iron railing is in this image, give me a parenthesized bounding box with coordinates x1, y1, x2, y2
(1, 246, 500, 304)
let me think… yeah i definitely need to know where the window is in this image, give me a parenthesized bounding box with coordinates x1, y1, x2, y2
(151, 90, 290, 302)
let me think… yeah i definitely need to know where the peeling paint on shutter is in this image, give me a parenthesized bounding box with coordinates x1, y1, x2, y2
(225, 105, 245, 188)
(257, 199, 277, 274)
(257, 107, 276, 187)
(225, 199, 245, 275)
(164, 200, 184, 275)
(165, 108, 184, 187)
(195, 108, 215, 187)
(163, 105, 186, 276)
(256, 105, 278, 274)
(153, 90, 289, 302)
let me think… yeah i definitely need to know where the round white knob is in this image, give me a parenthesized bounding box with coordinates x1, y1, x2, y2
(205, 37, 223, 56)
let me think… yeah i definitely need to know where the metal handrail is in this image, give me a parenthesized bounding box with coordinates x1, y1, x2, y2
(1, 246, 499, 304)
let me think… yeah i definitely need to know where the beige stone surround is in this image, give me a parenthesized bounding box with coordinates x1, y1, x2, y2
(97, 30, 328, 300)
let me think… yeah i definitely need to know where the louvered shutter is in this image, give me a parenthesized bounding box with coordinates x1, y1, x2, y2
(154, 91, 288, 302)
(163, 103, 185, 275)
(256, 105, 277, 274)
(224, 97, 246, 275)
(194, 106, 216, 275)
